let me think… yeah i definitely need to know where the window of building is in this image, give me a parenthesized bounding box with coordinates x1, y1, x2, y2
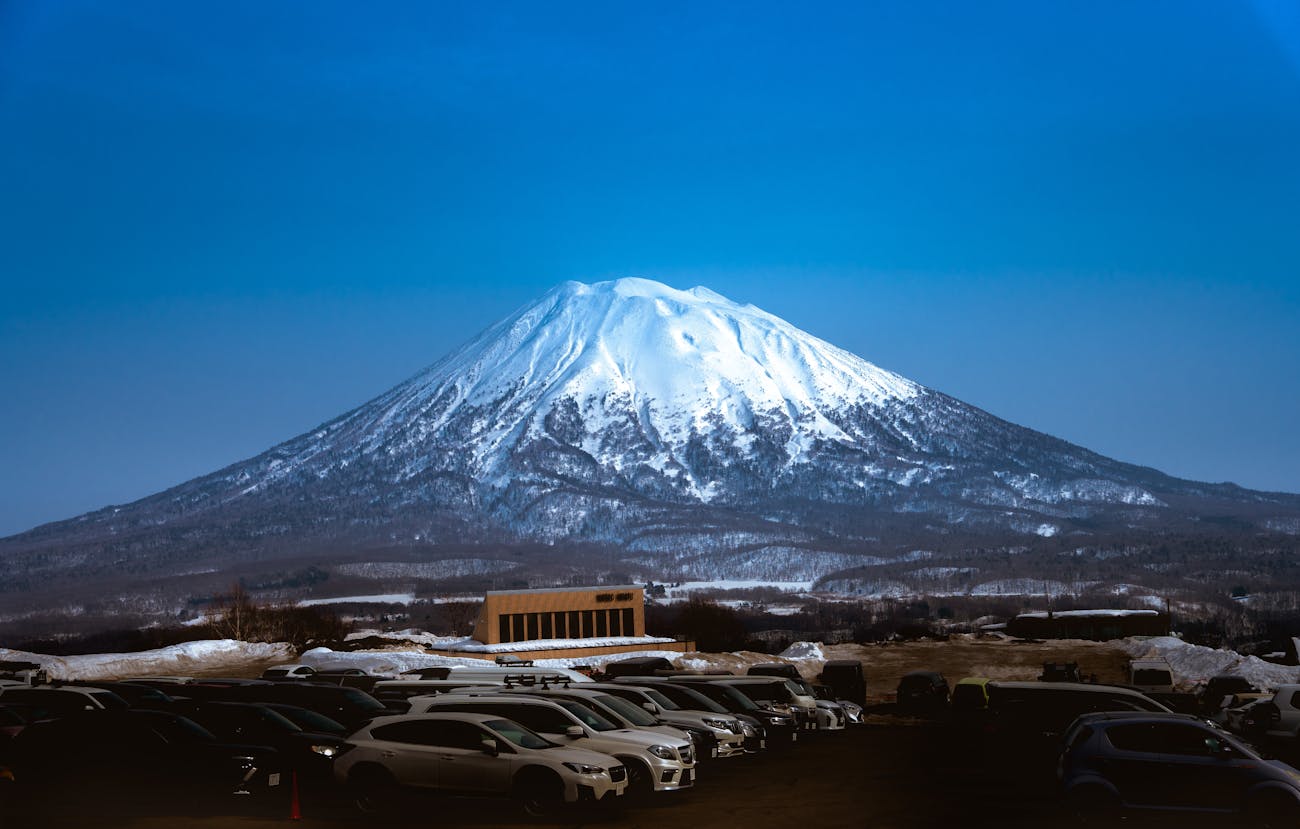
(622, 607, 635, 635)
(499, 616, 510, 643)
(541, 613, 553, 639)
(595, 610, 608, 637)
(581, 610, 594, 638)
(609, 608, 622, 636)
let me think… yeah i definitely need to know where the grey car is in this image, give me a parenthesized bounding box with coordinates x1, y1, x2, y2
(1059, 711, 1300, 822)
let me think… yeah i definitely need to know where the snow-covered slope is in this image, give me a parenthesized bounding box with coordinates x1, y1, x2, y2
(4, 278, 1299, 594)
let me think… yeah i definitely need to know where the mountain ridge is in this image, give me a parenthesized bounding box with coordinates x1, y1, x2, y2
(4, 278, 1299, 607)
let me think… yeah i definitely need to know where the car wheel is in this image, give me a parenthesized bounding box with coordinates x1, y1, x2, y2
(622, 759, 654, 801)
(349, 765, 400, 816)
(1248, 790, 1300, 829)
(1064, 784, 1120, 823)
(515, 769, 564, 820)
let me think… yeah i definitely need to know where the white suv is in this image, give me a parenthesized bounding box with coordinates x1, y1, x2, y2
(335, 711, 627, 816)
(410, 693, 696, 796)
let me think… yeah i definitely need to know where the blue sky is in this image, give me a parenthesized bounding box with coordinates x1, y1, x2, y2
(2, 1, 1298, 536)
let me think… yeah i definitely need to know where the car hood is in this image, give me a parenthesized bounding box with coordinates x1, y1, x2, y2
(539, 745, 623, 768)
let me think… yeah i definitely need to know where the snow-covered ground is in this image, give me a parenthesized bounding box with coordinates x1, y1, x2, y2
(298, 593, 417, 607)
(0, 640, 294, 681)
(1118, 636, 1300, 692)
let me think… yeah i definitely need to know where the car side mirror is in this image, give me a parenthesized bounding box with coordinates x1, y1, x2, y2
(480, 738, 499, 757)
(565, 725, 585, 739)
(642, 702, 658, 714)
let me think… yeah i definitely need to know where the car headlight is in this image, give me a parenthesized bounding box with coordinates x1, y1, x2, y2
(562, 762, 606, 774)
(310, 744, 340, 757)
(647, 744, 676, 760)
(702, 717, 731, 730)
(740, 722, 758, 736)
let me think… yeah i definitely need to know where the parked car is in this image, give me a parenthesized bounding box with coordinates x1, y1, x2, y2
(0, 685, 129, 718)
(491, 686, 716, 761)
(260, 664, 317, 680)
(1060, 711, 1300, 822)
(219, 682, 392, 729)
(1257, 684, 1300, 740)
(621, 678, 797, 748)
(1200, 674, 1259, 712)
(672, 676, 818, 730)
(747, 663, 802, 680)
(1127, 657, 1175, 695)
(611, 678, 777, 751)
(895, 671, 950, 715)
(171, 700, 349, 782)
(408, 693, 695, 797)
(950, 677, 991, 715)
(601, 657, 675, 679)
(583, 682, 750, 756)
(66, 681, 177, 709)
(335, 711, 626, 816)
(818, 660, 866, 707)
(260, 702, 350, 737)
(4, 709, 282, 814)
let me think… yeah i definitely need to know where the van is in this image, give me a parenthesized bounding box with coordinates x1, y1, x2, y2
(1127, 657, 1174, 695)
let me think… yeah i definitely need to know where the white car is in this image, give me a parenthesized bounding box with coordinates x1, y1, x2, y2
(335, 711, 626, 816)
(410, 693, 696, 796)
(261, 664, 317, 680)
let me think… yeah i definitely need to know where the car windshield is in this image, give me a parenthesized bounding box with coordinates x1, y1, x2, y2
(552, 700, 618, 732)
(151, 714, 218, 744)
(661, 685, 730, 713)
(484, 718, 553, 749)
(267, 705, 347, 734)
(706, 684, 759, 711)
(641, 689, 678, 710)
(89, 691, 130, 710)
(342, 689, 387, 711)
(595, 694, 658, 727)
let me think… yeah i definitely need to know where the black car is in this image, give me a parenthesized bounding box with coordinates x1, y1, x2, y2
(223, 682, 391, 728)
(260, 702, 350, 737)
(5, 709, 282, 816)
(818, 660, 866, 707)
(1061, 711, 1300, 821)
(171, 700, 348, 783)
(67, 680, 177, 709)
(895, 671, 949, 716)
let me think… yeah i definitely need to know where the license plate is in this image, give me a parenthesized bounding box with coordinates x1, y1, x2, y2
(268, 773, 281, 787)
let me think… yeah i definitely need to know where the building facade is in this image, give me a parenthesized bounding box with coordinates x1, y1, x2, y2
(471, 585, 646, 645)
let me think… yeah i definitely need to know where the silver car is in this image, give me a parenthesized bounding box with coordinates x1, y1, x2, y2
(335, 711, 626, 816)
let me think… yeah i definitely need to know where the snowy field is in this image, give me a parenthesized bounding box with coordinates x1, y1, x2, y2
(4, 634, 1299, 692)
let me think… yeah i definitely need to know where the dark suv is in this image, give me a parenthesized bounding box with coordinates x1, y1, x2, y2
(1060, 711, 1300, 821)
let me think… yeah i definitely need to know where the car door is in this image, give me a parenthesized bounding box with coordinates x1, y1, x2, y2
(1141, 723, 1260, 811)
(424, 720, 512, 795)
(1098, 722, 1180, 808)
(366, 721, 444, 789)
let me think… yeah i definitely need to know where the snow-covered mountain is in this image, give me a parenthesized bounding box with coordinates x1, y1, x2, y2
(4, 278, 1299, 598)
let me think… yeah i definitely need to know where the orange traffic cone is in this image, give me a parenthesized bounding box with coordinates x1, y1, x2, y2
(289, 770, 302, 821)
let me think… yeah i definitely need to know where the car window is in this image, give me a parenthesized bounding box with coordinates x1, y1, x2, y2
(642, 689, 678, 710)
(595, 694, 658, 726)
(372, 719, 484, 747)
(1290, 690, 1300, 709)
(551, 700, 617, 731)
(485, 718, 552, 749)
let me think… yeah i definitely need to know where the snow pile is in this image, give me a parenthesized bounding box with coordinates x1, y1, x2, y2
(0, 640, 294, 681)
(299, 646, 690, 675)
(298, 593, 416, 607)
(344, 629, 470, 648)
(780, 641, 825, 661)
(1118, 637, 1300, 692)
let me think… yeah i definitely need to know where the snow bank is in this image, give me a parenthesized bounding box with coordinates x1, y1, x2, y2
(299, 646, 691, 675)
(0, 640, 295, 681)
(1118, 637, 1300, 692)
(780, 641, 825, 661)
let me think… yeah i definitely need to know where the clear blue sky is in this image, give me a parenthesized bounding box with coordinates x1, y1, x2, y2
(2, 1, 1298, 537)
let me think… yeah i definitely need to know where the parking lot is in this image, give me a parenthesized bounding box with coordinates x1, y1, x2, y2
(7, 719, 1084, 829)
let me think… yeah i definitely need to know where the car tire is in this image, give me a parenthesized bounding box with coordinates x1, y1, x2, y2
(514, 768, 564, 820)
(348, 765, 400, 816)
(1248, 790, 1300, 829)
(621, 758, 655, 801)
